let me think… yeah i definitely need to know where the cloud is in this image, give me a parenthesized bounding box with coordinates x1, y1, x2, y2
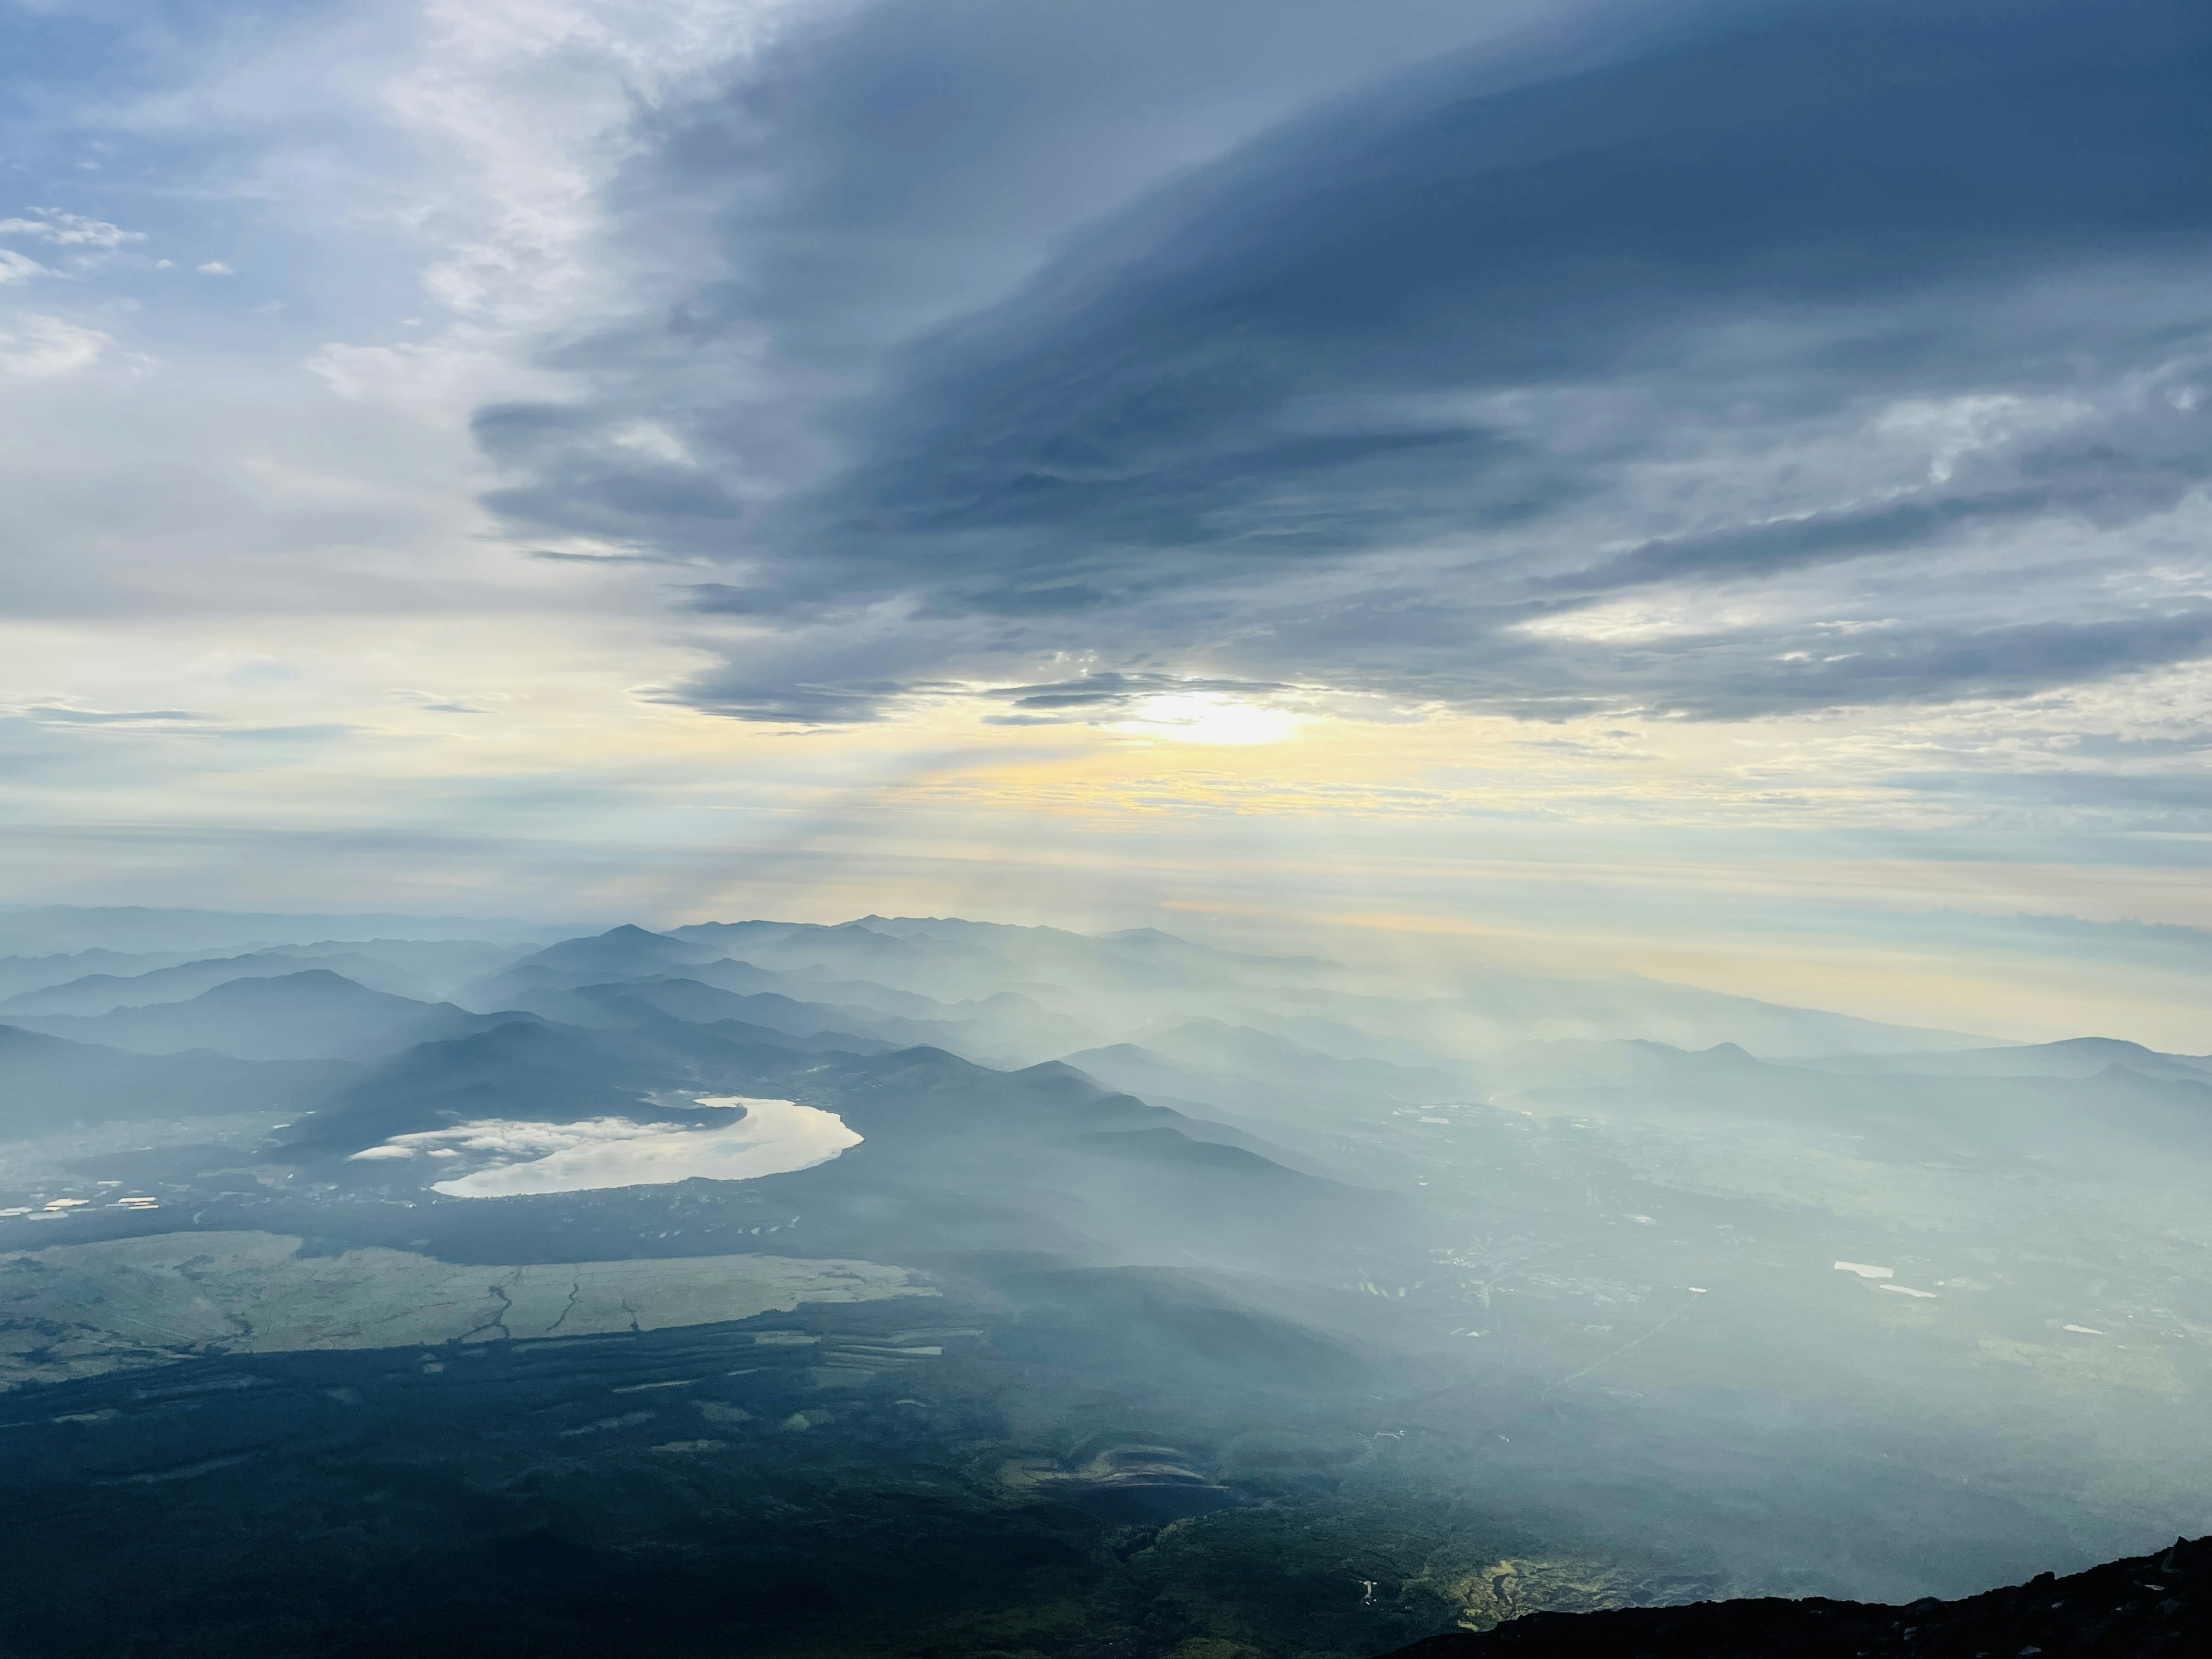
(0, 209, 143, 248)
(465, 0, 2212, 725)
(0, 249, 52, 284)
(354, 1116, 642, 1161)
(1527, 611, 2212, 722)
(990, 672, 1280, 713)
(0, 314, 111, 376)
(391, 687, 497, 714)
(25, 706, 204, 725)
(195, 260, 234, 275)
(1898, 770, 2212, 818)
(4, 0, 2210, 953)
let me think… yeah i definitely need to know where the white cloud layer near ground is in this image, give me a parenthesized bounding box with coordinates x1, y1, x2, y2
(347, 1097, 863, 1196)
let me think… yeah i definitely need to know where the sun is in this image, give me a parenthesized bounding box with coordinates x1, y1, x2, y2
(1109, 694, 1308, 745)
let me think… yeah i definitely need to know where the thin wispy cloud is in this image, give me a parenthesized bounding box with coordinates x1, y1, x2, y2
(0, 208, 143, 248)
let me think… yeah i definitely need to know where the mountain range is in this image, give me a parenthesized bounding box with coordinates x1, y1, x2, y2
(2, 909, 2209, 1656)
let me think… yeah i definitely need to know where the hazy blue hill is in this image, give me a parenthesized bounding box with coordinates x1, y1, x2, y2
(1063, 1039, 1218, 1094)
(264, 937, 535, 998)
(567, 953, 1103, 1051)
(635, 1008, 900, 1058)
(1204, 1006, 1465, 1071)
(1479, 1036, 2212, 1173)
(1400, 975, 1988, 1058)
(0, 938, 531, 1009)
(612, 1039, 1343, 1191)
(668, 919, 943, 967)
(486, 960, 1104, 1071)
(453, 929, 768, 1010)
(1203, 974, 1987, 1065)
(814, 1049, 1164, 1142)
(476, 977, 909, 1060)
(1600, 978, 1991, 1057)
(0, 949, 426, 1016)
(497, 923, 719, 980)
(450, 961, 605, 1005)
(660, 918, 821, 945)
(484, 974, 760, 1029)
(5, 970, 533, 1062)
(627, 977, 1060, 1059)
(282, 1018, 659, 1150)
(632, 953, 796, 997)
(639, 950, 981, 1016)
(669, 918, 1015, 996)
(533, 995, 904, 1063)
(1059, 1039, 1434, 1185)
(1071, 1124, 1332, 1180)
(2065, 1064, 2212, 1158)
(738, 978, 1099, 1064)
(725, 1047, 1410, 1274)
(1788, 1036, 2212, 1082)
(0, 1023, 353, 1133)
(0, 947, 210, 1001)
(589, 977, 875, 1036)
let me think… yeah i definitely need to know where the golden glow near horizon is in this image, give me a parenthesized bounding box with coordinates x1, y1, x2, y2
(6, 607, 2209, 1052)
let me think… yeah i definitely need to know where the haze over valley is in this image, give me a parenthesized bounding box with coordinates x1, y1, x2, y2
(4, 904, 2208, 1654)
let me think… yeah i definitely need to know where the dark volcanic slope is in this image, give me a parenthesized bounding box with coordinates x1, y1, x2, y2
(1378, 1535, 2210, 1658)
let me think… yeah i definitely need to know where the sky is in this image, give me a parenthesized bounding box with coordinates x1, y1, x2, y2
(2, 0, 2210, 1046)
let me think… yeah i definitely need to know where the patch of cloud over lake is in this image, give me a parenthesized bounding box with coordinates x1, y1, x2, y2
(347, 1097, 861, 1197)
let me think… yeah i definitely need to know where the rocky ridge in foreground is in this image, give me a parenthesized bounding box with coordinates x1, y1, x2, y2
(1378, 1535, 2210, 1658)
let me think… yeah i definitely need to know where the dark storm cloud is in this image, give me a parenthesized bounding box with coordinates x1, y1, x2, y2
(1560, 403, 2212, 596)
(479, 0, 2212, 721)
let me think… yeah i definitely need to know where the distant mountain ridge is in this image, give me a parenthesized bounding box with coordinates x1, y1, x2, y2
(1790, 1035, 2212, 1082)
(0, 950, 426, 1015)
(5, 970, 533, 1062)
